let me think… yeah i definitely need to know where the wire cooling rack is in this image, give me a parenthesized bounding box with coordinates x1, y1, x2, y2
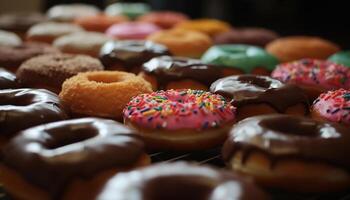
(1, 147, 350, 200)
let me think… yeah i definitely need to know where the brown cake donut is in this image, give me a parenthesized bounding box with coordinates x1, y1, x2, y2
(0, 88, 67, 145)
(210, 75, 309, 120)
(0, 42, 59, 72)
(139, 56, 241, 91)
(16, 53, 104, 93)
(0, 68, 20, 89)
(99, 40, 170, 73)
(223, 114, 350, 192)
(0, 118, 150, 200)
(96, 162, 268, 200)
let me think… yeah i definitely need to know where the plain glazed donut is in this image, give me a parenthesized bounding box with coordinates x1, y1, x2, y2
(123, 89, 236, 150)
(74, 14, 129, 32)
(0, 68, 20, 89)
(137, 11, 189, 29)
(271, 58, 350, 101)
(60, 71, 152, 120)
(96, 162, 268, 200)
(0, 88, 67, 144)
(47, 4, 100, 22)
(311, 89, 350, 125)
(0, 30, 22, 47)
(222, 114, 350, 192)
(147, 29, 213, 58)
(175, 19, 232, 38)
(0, 118, 150, 200)
(210, 75, 309, 120)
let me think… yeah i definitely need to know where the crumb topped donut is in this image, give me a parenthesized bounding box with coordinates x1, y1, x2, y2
(272, 59, 350, 101)
(123, 89, 236, 150)
(223, 114, 350, 192)
(0, 118, 150, 200)
(210, 75, 309, 120)
(311, 89, 350, 125)
(96, 162, 268, 200)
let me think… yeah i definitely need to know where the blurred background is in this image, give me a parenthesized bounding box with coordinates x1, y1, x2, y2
(1, 0, 349, 48)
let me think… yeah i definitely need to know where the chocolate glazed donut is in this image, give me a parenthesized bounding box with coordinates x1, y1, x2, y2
(210, 75, 309, 120)
(222, 114, 350, 192)
(0, 118, 150, 200)
(96, 162, 268, 200)
(99, 40, 170, 73)
(0, 68, 20, 89)
(0, 88, 67, 138)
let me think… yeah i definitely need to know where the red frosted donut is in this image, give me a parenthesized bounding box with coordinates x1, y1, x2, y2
(123, 89, 236, 150)
(311, 89, 350, 125)
(272, 58, 350, 100)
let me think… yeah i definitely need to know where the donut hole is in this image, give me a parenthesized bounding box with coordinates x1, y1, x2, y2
(87, 73, 125, 83)
(143, 176, 213, 200)
(45, 126, 98, 149)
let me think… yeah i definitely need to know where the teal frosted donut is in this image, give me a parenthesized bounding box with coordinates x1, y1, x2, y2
(328, 51, 350, 67)
(105, 3, 150, 19)
(201, 44, 279, 73)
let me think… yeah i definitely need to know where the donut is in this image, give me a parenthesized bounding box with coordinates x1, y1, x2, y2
(0, 12, 47, 38)
(201, 44, 279, 75)
(222, 114, 350, 192)
(0, 88, 67, 145)
(266, 36, 340, 62)
(0, 30, 22, 47)
(16, 53, 104, 93)
(139, 56, 241, 91)
(147, 29, 212, 58)
(26, 22, 84, 44)
(96, 162, 268, 200)
(106, 22, 161, 40)
(0, 118, 150, 200)
(0, 42, 59, 72)
(271, 58, 350, 101)
(328, 51, 350, 67)
(53, 32, 111, 57)
(210, 75, 309, 120)
(60, 71, 152, 120)
(0, 68, 20, 89)
(74, 14, 129, 32)
(47, 4, 100, 22)
(137, 11, 189, 29)
(123, 89, 236, 150)
(213, 27, 279, 47)
(175, 19, 232, 38)
(311, 89, 350, 125)
(99, 40, 170, 72)
(105, 2, 151, 19)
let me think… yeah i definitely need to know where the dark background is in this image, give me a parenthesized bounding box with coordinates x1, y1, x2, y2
(45, 0, 350, 48)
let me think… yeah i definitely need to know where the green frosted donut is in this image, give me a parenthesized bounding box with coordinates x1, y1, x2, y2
(328, 51, 350, 67)
(201, 44, 279, 73)
(105, 3, 151, 19)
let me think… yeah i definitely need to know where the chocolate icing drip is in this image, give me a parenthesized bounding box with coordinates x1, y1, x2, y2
(96, 162, 268, 200)
(0, 68, 19, 89)
(210, 75, 309, 113)
(142, 56, 224, 89)
(99, 40, 170, 70)
(222, 114, 350, 171)
(1, 118, 145, 199)
(0, 88, 67, 136)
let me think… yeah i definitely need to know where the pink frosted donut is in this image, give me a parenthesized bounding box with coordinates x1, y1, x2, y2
(271, 58, 350, 100)
(105, 22, 161, 40)
(311, 89, 350, 125)
(123, 89, 236, 150)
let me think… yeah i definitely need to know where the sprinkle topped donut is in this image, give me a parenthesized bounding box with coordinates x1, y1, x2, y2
(272, 58, 350, 90)
(312, 89, 350, 125)
(124, 89, 236, 131)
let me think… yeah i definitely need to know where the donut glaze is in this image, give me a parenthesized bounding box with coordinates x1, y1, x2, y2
(99, 40, 170, 71)
(329, 51, 350, 67)
(141, 56, 226, 89)
(0, 68, 19, 89)
(96, 162, 268, 200)
(1, 118, 145, 198)
(0, 89, 67, 136)
(312, 89, 350, 125)
(210, 75, 309, 113)
(222, 114, 350, 170)
(123, 89, 236, 131)
(272, 59, 350, 90)
(106, 22, 161, 40)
